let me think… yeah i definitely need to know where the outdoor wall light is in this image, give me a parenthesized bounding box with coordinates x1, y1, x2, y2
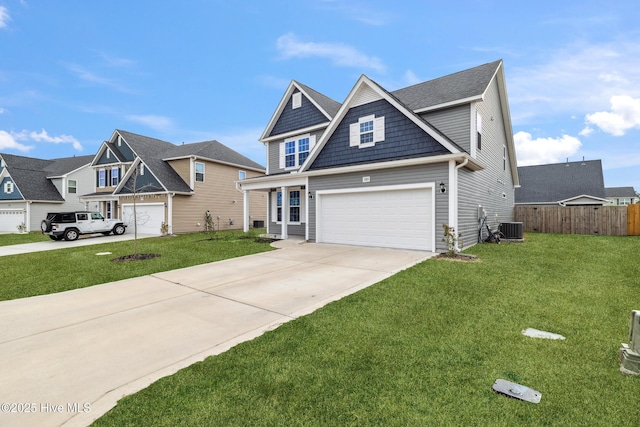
(440, 182, 446, 193)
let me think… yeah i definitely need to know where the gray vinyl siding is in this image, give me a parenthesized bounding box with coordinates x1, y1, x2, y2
(266, 129, 325, 174)
(308, 163, 450, 249)
(0, 177, 22, 200)
(419, 104, 471, 153)
(270, 91, 328, 137)
(457, 78, 514, 245)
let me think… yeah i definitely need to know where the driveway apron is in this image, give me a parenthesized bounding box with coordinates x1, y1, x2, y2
(0, 243, 433, 427)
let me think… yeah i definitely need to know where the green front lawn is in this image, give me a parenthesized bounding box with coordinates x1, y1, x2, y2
(0, 231, 50, 246)
(93, 233, 640, 426)
(0, 230, 273, 301)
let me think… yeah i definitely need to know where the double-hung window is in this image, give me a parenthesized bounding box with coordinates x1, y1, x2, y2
(273, 189, 304, 224)
(68, 179, 77, 194)
(111, 167, 119, 186)
(98, 169, 106, 187)
(279, 134, 316, 170)
(350, 115, 385, 148)
(195, 162, 205, 182)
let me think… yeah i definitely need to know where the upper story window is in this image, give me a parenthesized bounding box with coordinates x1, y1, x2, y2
(292, 92, 302, 109)
(195, 162, 205, 182)
(111, 167, 119, 186)
(68, 179, 77, 194)
(349, 114, 385, 148)
(98, 169, 106, 187)
(3, 181, 13, 194)
(279, 134, 316, 170)
(503, 146, 507, 171)
(238, 170, 246, 180)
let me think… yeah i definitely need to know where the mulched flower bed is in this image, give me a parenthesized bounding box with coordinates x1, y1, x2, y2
(435, 253, 477, 262)
(112, 254, 161, 262)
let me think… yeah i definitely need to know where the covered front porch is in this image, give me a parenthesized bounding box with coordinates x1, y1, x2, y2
(238, 174, 309, 240)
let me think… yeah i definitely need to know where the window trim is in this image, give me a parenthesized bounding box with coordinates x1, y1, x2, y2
(195, 161, 205, 182)
(238, 170, 247, 180)
(476, 112, 482, 151)
(111, 167, 120, 186)
(349, 115, 385, 148)
(4, 181, 13, 194)
(272, 188, 305, 225)
(98, 169, 106, 188)
(279, 134, 315, 170)
(68, 179, 77, 194)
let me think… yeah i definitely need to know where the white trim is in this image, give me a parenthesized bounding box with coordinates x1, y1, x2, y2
(413, 95, 484, 114)
(195, 161, 205, 183)
(292, 92, 302, 109)
(261, 123, 329, 143)
(448, 160, 456, 230)
(316, 182, 436, 251)
(161, 155, 265, 174)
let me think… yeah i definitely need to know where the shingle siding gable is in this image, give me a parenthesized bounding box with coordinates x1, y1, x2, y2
(309, 99, 450, 170)
(270, 91, 329, 137)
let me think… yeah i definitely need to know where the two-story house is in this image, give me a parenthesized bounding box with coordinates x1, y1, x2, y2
(239, 60, 519, 251)
(0, 153, 94, 232)
(80, 130, 267, 234)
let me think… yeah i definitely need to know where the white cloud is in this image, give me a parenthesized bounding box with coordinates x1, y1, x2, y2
(514, 131, 582, 166)
(276, 33, 386, 73)
(584, 95, 640, 136)
(0, 130, 32, 152)
(404, 70, 422, 86)
(507, 40, 640, 124)
(0, 107, 5, 114)
(0, 6, 10, 29)
(126, 114, 174, 132)
(65, 63, 135, 93)
(27, 129, 83, 150)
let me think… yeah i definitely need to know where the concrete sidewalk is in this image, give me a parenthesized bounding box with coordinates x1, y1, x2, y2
(0, 233, 156, 257)
(0, 243, 433, 427)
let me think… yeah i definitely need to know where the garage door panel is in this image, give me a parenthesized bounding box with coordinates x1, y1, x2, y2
(122, 204, 164, 235)
(318, 187, 433, 251)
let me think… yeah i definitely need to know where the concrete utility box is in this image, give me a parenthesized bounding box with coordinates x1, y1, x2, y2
(619, 310, 640, 375)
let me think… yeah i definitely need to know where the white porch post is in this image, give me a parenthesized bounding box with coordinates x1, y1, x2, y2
(448, 160, 457, 230)
(281, 186, 288, 239)
(168, 193, 174, 234)
(243, 190, 249, 232)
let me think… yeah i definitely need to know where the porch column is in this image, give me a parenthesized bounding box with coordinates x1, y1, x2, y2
(168, 193, 174, 234)
(281, 186, 288, 239)
(243, 190, 249, 232)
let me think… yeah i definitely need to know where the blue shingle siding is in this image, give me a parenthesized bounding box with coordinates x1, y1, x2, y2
(269, 91, 328, 137)
(96, 150, 116, 165)
(0, 177, 23, 200)
(118, 171, 164, 194)
(309, 99, 450, 170)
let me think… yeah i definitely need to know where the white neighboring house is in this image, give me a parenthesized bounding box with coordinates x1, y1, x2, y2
(0, 153, 95, 232)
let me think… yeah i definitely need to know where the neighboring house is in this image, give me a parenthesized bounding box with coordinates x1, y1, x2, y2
(80, 130, 266, 235)
(0, 153, 94, 232)
(239, 60, 519, 251)
(515, 160, 609, 206)
(605, 187, 638, 206)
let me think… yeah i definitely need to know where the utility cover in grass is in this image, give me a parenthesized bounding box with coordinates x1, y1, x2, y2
(522, 328, 566, 340)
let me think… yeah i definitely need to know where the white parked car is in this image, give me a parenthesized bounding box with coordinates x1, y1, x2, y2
(41, 211, 127, 241)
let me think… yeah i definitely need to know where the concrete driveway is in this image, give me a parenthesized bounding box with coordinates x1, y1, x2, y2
(0, 242, 433, 427)
(0, 233, 156, 257)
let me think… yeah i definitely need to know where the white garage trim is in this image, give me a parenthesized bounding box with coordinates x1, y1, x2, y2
(121, 202, 165, 235)
(316, 183, 435, 251)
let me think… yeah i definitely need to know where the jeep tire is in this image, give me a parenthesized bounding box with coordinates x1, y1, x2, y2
(64, 228, 79, 241)
(41, 219, 52, 233)
(113, 224, 126, 235)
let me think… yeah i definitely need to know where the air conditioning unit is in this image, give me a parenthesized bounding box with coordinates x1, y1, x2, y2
(499, 222, 523, 240)
(619, 310, 640, 375)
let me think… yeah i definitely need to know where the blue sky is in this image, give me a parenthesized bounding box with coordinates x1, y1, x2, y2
(1, 1, 639, 191)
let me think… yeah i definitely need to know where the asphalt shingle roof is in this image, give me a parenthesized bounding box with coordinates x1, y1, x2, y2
(605, 186, 637, 198)
(391, 60, 502, 111)
(0, 153, 93, 201)
(515, 160, 605, 204)
(295, 81, 342, 118)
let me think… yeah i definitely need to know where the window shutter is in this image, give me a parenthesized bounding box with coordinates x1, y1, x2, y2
(374, 116, 385, 142)
(279, 142, 285, 169)
(292, 92, 302, 109)
(349, 123, 360, 147)
(309, 134, 316, 151)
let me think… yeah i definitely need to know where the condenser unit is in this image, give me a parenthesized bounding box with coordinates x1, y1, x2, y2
(619, 310, 640, 375)
(499, 222, 524, 240)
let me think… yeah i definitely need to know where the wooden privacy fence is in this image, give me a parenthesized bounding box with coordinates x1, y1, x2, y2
(514, 205, 640, 236)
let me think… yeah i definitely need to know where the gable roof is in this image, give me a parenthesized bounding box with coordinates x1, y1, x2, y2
(515, 160, 606, 204)
(0, 153, 93, 201)
(260, 80, 341, 141)
(161, 140, 265, 171)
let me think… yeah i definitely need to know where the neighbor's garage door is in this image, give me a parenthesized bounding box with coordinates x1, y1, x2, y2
(317, 185, 434, 251)
(0, 209, 26, 233)
(122, 203, 164, 235)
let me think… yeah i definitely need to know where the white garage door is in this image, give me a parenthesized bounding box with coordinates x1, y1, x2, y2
(0, 209, 27, 233)
(122, 203, 164, 235)
(317, 185, 434, 251)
